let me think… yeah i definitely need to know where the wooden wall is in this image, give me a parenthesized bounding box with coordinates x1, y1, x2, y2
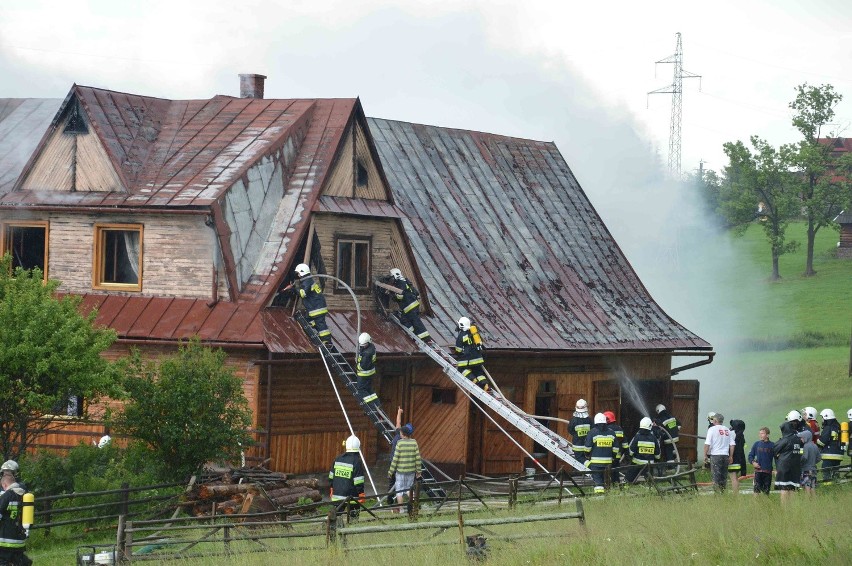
(323, 120, 389, 201)
(839, 224, 852, 258)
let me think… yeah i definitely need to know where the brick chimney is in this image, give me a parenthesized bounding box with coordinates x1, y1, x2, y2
(239, 74, 267, 99)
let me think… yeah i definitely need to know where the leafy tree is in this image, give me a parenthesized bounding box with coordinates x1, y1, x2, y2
(787, 83, 851, 276)
(688, 166, 725, 221)
(111, 338, 253, 480)
(721, 137, 800, 280)
(0, 255, 118, 461)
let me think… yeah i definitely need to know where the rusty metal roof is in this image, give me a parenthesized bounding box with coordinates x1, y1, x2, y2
(0, 99, 63, 192)
(368, 118, 711, 352)
(314, 195, 404, 218)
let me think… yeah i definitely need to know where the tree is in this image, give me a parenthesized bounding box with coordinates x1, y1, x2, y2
(787, 83, 851, 276)
(721, 136, 800, 280)
(112, 338, 253, 480)
(0, 255, 118, 461)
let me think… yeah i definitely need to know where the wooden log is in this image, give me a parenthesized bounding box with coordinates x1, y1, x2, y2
(269, 490, 321, 506)
(198, 483, 257, 499)
(264, 486, 314, 499)
(285, 478, 319, 489)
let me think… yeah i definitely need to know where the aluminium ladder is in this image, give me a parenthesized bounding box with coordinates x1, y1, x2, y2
(294, 311, 446, 498)
(375, 295, 589, 472)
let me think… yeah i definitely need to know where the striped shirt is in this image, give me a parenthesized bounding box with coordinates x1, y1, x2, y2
(388, 438, 421, 475)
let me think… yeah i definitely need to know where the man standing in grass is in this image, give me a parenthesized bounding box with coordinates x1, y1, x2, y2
(774, 412, 804, 503)
(748, 427, 774, 495)
(388, 423, 421, 510)
(704, 413, 734, 492)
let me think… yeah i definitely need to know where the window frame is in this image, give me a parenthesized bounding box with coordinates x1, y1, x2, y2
(1, 220, 50, 281)
(334, 235, 371, 294)
(92, 223, 144, 292)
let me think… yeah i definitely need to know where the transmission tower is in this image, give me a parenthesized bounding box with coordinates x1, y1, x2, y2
(648, 32, 701, 176)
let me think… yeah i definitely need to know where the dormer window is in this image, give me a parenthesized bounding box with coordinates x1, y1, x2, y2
(356, 160, 369, 188)
(93, 224, 143, 291)
(336, 236, 370, 292)
(63, 101, 88, 134)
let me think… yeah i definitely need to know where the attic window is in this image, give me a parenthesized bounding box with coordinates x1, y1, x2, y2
(63, 102, 88, 134)
(336, 237, 370, 292)
(356, 161, 369, 188)
(93, 224, 143, 291)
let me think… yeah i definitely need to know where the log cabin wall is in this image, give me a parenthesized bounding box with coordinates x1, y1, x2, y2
(839, 224, 852, 258)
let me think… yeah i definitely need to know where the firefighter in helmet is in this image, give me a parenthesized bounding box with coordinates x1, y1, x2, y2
(625, 417, 661, 483)
(816, 408, 843, 484)
(329, 436, 366, 509)
(356, 333, 379, 409)
(0, 460, 30, 566)
(387, 268, 431, 341)
(654, 404, 681, 463)
(455, 316, 488, 391)
(584, 413, 618, 494)
(568, 400, 592, 461)
(295, 263, 332, 346)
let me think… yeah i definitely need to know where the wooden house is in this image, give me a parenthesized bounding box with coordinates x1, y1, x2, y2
(818, 137, 852, 258)
(0, 76, 713, 476)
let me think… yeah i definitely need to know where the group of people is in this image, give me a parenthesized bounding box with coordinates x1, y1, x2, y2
(0, 460, 31, 566)
(703, 406, 850, 499)
(566, 399, 683, 493)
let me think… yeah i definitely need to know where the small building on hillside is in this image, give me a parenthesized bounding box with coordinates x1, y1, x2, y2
(0, 76, 713, 476)
(818, 137, 852, 258)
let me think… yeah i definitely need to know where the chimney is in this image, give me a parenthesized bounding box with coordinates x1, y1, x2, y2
(239, 74, 267, 99)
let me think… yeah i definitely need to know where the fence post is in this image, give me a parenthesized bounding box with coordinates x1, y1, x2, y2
(557, 473, 564, 506)
(123, 520, 134, 563)
(116, 514, 126, 562)
(326, 508, 337, 545)
(575, 498, 586, 526)
(409, 479, 421, 520)
(119, 482, 130, 516)
(223, 525, 231, 555)
(508, 477, 517, 509)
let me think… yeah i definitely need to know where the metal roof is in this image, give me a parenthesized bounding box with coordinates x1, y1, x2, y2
(0, 99, 63, 192)
(368, 118, 710, 352)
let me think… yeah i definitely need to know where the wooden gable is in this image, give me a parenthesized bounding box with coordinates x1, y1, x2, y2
(322, 117, 390, 201)
(18, 96, 125, 193)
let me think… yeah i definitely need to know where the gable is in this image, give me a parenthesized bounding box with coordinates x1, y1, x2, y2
(322, 118, 390, 201)
(18, 96, 125, 193)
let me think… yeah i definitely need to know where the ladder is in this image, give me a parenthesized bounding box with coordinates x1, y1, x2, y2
(294, 311, 446, 498)
(375, 296, 589, 472)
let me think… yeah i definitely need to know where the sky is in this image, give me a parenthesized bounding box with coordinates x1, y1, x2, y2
(1, 0, 849, 414)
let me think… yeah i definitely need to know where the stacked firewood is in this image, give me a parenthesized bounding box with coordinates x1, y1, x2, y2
(184, 467, 322, 518)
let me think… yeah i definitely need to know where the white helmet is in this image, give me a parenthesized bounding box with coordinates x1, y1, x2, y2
(786, 410, 802, 422)
(389, 268, 404, 280)
(295, 263, 310, 277)
(803, 407, 817, 420)
(707, 411, 716, 422)
(593, 412, 607, 425)
(655, 404, 666, 414)
(639, 417, 653, 430)
(345, 435, 361, 452)
(574, 399, 588, 416)
(358, 332, 372, 346)
(847, 408, 852, 420)
(0, 460, 18, 474)
(458, 317, 471, 331)
(820, 408, 835, 421)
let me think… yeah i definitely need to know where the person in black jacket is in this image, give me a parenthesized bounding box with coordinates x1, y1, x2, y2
(455, 316, 488, 391)
(774, 413, 804, 503)
(728, 419, 747, 494)
(387, 268, 431, 341)
(0, 465, 30, 566)
(295, 263, 332, 347)
(355, 333, 379, 409)
(654, 404, 680, 465)
(625, 417, 661, 483)
(329, 436, 366, 510)
(816, 408, 843, 484)
(584, 413, 618, 494)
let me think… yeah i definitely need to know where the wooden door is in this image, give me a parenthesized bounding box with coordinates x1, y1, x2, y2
(671, 379, 700, 464)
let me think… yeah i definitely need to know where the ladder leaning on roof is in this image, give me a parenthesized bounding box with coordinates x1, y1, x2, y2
(375, 287, 589, 473)
(293, 311, 447, 498)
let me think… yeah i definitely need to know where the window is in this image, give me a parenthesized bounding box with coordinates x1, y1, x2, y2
(50, 394, 84, 418)
(356, 161, 369, 188)
(2, 221, 48, 277)
(93, 224, 143, 291)
(432, 388, 456, 405)
(336, 237, 370, 291)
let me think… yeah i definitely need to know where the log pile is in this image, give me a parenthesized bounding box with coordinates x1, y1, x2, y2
(184, 466, 322, 518)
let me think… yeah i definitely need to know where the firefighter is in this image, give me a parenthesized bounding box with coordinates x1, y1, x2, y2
(329, 436, 366, 509)
(625, 417, 661, 483)
(654, 404, 681, 463)
(728, 419, 747, 493)
(816, 408, 843, 484)
(802, 406, 820, 444)
(568, 400, 592, 461)
(455, 317, 489, 391)
(387, 268, 431, 341)
(603, 411, 628, 464)
(355, 333, 379, 409)
(845, 408, 852, 459)
(294, 263, 332, 347)
(584, 413, 618, 494)
(0, 461, 30, 566)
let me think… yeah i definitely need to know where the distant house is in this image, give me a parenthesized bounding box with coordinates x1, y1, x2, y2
(0, 76, 713, 475)
(818, 137, 852, 258)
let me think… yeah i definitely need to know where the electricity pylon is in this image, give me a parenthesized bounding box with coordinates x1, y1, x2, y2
(648, 32, 701, 177)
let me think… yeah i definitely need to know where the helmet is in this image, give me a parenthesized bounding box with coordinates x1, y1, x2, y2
(574, 399, 588, 416)
(295, 263, 310, 277)
(0, 460, 18, 474)
(639, 417, 653, 430)
(345, 435, 361, 452)
(655, 404, 666, 414)
(847, 408, 852, 420)
(820, 408, 835, 421)
(786, 410, 802, 422)
(803, 407, 817, 420)
(603, 411, 616, 424)
(593, 412, 607, 425)
(707, 411, 717, 423)
(358, 332, 372, 346)
(389, 268, 404, 280)
(458, 317, 471, 331)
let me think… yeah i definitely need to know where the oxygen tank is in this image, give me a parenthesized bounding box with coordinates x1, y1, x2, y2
(469, 324, 482, 347)
(22, 492, 34, 535)
(841, 421, 849, 450)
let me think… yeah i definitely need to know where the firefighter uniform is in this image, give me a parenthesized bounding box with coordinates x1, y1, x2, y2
(584, 424, 617, 494)
(455, 329, 488, 390)
(568, 416, 592, 460)
(392, 277, 431, 340)
(0, 479, 28, 565)
(356, 341, 379, 408)
(298, 275, 331, 344)
(329, 451, 365, 502)
(728, 420, 747, 477)
(625, 429, 661, 483)
(654, 409, 681, 462)
(817, 418, 843, 483)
